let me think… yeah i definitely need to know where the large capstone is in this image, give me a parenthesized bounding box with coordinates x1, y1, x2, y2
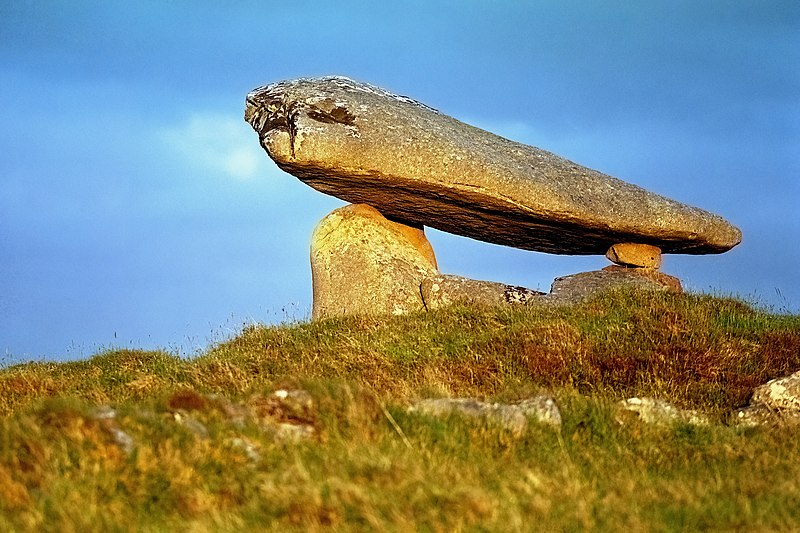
(246, 76, 742, 255)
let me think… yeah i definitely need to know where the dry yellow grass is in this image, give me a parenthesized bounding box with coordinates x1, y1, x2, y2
(1, 288, 799, 530)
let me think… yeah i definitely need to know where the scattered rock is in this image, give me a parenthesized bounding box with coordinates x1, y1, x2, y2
(310, 203, 437, 320)
(62, 389, 321, 469)
(547, 268, 681, 304)
(730, 370, 800, 426)
(410, 398, 528, 434)
(206, 393, 249, 428)
(731, 404, 800, 427)
(91, 405, 118, 421)
(751, 371, 800, 411)
(516, 396, 563, 427)
(90, 406, 135, 453)
(171, 411, 210, 439)
(409, 396, 562, 434)
(605, 243, 662, 269)
(732, 404, 773, 427)
(226, 437, 262, 463)
(420, 274, 545, 310)
(162, 388, 317, 441)
(248, 389, 317, 440)
(272, 423, 316, 441)
(617, 397, 708, 426)
(245, 76, 741, 255)
(272, 389, 315, 413)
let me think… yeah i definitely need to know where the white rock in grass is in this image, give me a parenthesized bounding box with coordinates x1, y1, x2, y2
(618, 397, 708, 426)
(751, 371, 800, 411)
(517, 396, 562, 427)
(732, 404, 800, 427)
(409, 395, 562, 434)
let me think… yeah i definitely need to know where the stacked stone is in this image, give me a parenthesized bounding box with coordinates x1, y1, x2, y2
(245, 76, 741, 319)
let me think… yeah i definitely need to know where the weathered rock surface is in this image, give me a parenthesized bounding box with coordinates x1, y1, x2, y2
(546, 267, 681, 304)
(599, 265, 683, 293)
(751, 371, 800, 411)
(617, 397, 709, 426)
(420, 274, 544, 310)
(409, 396, 562, 434)
(245, 76, 742, 255)
(732, 404, 800, 427)
(310, 204, 438, 320)
(90, 406, 135, 453)
(606, 243, 662, 269)
(731, 370, 800, 426)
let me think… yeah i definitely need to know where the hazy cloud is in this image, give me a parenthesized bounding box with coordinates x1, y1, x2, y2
(159, 113, 266, 181)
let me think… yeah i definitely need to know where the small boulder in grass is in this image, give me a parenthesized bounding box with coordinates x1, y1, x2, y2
(247, 389, 317, 441)
(732, 404, 800, 427)
(617, 397, 708, 426)
(409, 395, 562, 435)
(751, 371, 800, 411)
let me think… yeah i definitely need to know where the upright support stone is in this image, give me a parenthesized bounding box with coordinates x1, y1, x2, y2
(310, 204, 437, 320)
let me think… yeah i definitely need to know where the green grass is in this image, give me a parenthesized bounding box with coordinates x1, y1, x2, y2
(1, 288, 800, 531)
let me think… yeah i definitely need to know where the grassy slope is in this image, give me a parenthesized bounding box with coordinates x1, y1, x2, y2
(1, 288, 799, 531)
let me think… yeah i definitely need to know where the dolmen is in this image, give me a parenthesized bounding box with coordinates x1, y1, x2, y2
(245, 76, 741, 319)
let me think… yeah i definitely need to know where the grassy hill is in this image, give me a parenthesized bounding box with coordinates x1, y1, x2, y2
(1, 288, 799, 531)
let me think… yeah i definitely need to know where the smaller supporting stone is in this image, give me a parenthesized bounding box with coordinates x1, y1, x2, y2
(605, 243, 662, 269)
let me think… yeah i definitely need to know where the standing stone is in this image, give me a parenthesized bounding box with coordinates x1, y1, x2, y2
(245, 76, 742, 256)
(310, 204, 437, 320)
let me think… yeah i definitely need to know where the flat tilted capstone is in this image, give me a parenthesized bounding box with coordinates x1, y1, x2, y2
(245, 76, 742, 255)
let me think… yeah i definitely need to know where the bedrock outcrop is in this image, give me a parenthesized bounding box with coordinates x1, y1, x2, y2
(245, 76, 742, 256)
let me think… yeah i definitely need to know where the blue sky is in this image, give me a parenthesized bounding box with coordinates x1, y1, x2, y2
(1, 1, 798, 362)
